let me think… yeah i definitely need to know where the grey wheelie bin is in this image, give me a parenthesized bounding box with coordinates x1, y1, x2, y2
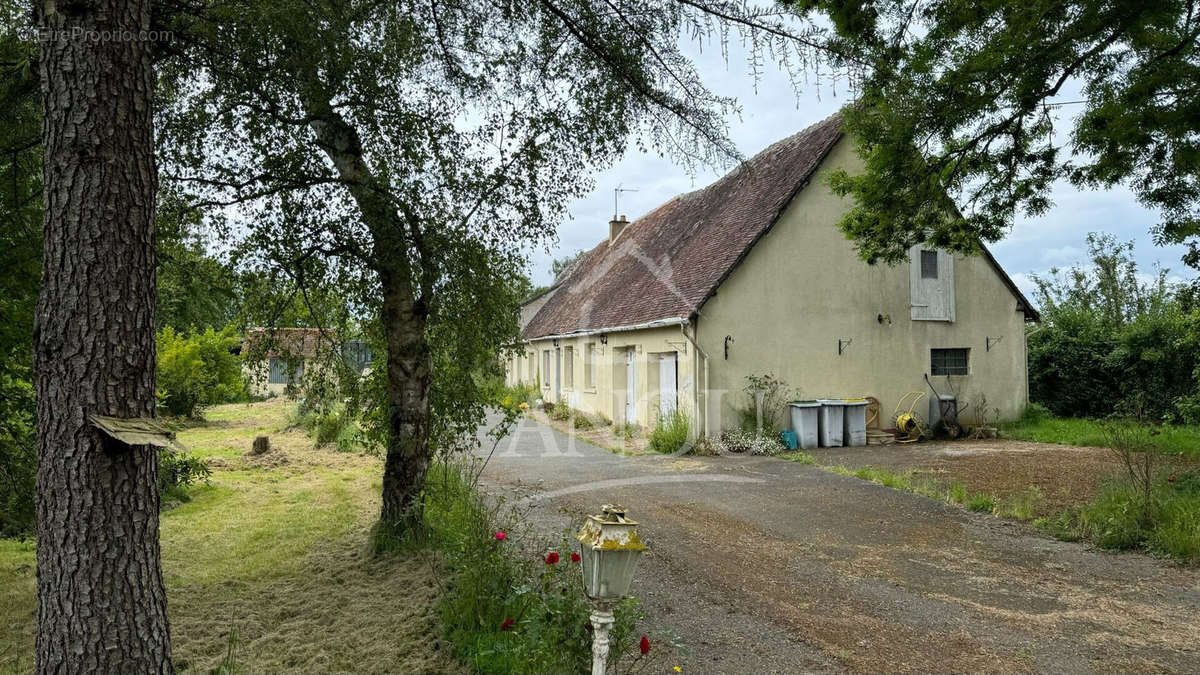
(817, 399, 845, 447)
(842, 398, 868, 447)
(788, 400, 820, 450)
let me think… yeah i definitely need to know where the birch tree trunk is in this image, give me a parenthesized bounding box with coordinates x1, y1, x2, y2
(304, 95, 433, 532)
(33, 0, 172, 671)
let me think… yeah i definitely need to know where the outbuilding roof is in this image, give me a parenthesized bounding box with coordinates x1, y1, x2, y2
(522, 112, 1038, 340)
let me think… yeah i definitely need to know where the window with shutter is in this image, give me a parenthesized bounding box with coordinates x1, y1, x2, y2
(910, 246, 956, 321)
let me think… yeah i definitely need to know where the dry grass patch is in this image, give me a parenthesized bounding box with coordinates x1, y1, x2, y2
(0, 400, 451, 673)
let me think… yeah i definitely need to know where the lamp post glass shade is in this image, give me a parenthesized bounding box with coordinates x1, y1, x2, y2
(576, 505, 646, 601)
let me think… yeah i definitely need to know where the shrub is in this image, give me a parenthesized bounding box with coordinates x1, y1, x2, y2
(549, 401, 572, 421)
(302, 405, 361, 452)
(713, 429, 784, 456)
(649, 409, 690, 454)
(158, 450, 212, 505)
(495, 382, 538, 412)
(736, 372, 795, 436)
(572, 414, 593, 430)
(157, 325, 247, 418)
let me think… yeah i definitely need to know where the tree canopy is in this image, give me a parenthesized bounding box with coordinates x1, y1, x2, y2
(156, 0, 845, 529)
(791, 0, 1200, 269)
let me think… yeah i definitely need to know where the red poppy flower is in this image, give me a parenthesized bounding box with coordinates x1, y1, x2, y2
(571, 552, 581, 563)
(639, 635, 650, 655)
(1168, 474, 1177, 483)
(545, 552, 560, 564)
(500, 618, 515, 631)
(494, 531, 507, 541)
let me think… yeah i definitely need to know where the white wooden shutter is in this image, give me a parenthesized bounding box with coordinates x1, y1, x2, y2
(909, 246, 955, 321)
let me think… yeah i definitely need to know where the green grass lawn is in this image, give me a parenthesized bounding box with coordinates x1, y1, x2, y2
(0, 399, 451, 673)
(1001, 416, 1200, 457)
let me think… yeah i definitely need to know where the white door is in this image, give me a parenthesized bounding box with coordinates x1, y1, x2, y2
(659, 353, 677, 416)
(625, 350, 636, 424)
(554, 347, 562, 401)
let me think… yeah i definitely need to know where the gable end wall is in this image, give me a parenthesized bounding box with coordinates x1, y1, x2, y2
(697, 137, 1030, 433)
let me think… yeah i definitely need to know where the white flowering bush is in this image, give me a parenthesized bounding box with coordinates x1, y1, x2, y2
(714, 430, 784, 456)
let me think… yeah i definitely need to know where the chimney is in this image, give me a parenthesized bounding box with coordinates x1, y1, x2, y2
(609, 214, 628, 243)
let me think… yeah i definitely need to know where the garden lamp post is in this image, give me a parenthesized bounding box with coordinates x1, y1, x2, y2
(576, 504, 647, 675)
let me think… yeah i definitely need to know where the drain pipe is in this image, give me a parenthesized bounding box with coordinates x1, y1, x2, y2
(680, 322, 710, 438)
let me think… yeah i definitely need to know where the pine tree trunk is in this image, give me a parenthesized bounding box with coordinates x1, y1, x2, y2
(33, 0, 172, 672)
(303, 94, 434, 532)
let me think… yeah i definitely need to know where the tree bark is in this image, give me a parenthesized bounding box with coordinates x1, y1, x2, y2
(33, 0, 172, 672)
(303, 94, 433, 532)
(378, 263, 432, 530)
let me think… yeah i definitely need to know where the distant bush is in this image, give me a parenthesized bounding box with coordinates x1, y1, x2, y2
(158, 450, 212, 505)
(496, 382, 538, 410)
(1027, 234, 1200, 421)
(0, 371, 35, 537)
(649, 409, 690, 453)
(157, 325, 247, 418)
(300, 404, 361, 453)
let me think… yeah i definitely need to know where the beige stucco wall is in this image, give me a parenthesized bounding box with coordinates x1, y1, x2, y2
(243, 360, 308, 398)
(695, 136, 1030, 433)
(507, 326, 698, 429)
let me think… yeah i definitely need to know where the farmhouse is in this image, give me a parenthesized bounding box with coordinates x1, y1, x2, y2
(506, 113, 1038, 436)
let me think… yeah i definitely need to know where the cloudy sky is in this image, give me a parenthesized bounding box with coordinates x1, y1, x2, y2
(524, 39, 1191, 303)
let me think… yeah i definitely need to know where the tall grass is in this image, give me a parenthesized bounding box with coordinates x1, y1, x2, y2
(1041, 472, 1200, 562)
(649, 409, 690, 454)
(1002, 406, 1200, 458)
(387, 461, 640, 673)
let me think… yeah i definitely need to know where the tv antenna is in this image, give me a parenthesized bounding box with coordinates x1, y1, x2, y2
(614, 183, 638, 219)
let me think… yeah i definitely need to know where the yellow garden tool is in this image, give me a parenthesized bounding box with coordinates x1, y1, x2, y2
(892, 391, 927, 443)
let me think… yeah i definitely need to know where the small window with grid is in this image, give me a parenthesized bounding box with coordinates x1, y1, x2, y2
(920, 250, 939, 279)
(930, 348, 968, 376)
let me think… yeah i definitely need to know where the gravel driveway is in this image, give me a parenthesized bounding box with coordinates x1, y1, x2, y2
(475, 416, 1200, 673)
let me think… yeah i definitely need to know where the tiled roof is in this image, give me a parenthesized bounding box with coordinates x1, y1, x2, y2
(244, 327, 327, 358)
(523, 113, 844, 339)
